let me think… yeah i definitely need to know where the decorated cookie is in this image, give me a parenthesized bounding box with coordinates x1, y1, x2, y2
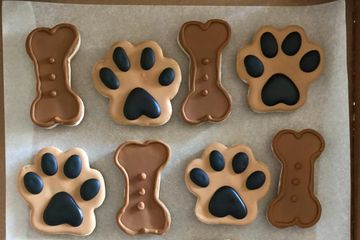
(268, 129, 325, 228)
(185, 143, 270, 225)
(93, 41, 181, 126)
(114, 140, 171, 234)
(26, 23, 84, 128)
(18, 147, 105, 235)
(179, 19, 232, 124)
(236, 25, 324, 112)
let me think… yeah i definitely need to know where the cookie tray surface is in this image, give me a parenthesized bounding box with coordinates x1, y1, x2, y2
(3, 1, 349, 239)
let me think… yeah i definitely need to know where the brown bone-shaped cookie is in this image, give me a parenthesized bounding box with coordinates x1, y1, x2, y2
(114, 140, 171, 235)
(267, 129, 325, 228)
(179, 19, 232, 124)
(26, 23, 84, 128)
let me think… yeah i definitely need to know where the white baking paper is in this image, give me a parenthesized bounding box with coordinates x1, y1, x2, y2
(3, 1, 349, 239)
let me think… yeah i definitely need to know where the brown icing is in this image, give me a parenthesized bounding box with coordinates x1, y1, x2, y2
(237, 25, 324, 112)
(114, 140, 171, 235)
(185, 143, 270, 225)
(26, 23, 84, 128)
(267, 129, 325, 228)
(179, 19, 232, 124)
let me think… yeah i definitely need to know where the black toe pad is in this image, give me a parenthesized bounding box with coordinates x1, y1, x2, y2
(24, 172, 43, 194)
(80, 179, 101, 201)
(190, 168, 209, 188)
(63, 155, 82, 179)
(41, 153, 58, 176)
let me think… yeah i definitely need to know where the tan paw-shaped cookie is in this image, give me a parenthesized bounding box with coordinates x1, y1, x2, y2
(18, 147, 106, 236)
(93, 41, 181, 126)
(185, 143, 270, 225)
(237, 25, 324, 112)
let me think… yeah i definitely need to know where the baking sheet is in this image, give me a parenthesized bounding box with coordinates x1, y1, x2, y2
(3, 1, 349, 239)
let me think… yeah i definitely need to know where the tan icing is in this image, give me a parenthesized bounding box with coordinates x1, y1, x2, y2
(267, 129, 325, 228)
(93, 41, 181, 126)
(185, 143, 270, 225)
(17, 147, 105, 236)
(26, 23, 84, 128)
(236, 25, 324, 112)
(114, 140, 171, 235)
(179, 19, 232, 124)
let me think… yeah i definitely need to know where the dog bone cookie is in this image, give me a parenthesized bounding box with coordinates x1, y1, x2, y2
(179, 19, 232, 124)
(267, 129, 325, 228)
(114, 140, 171, 234)
(185, 143, 270, 225)
(18, 147, 105, 235)
(93, 41, 181, 126)
(237, 25, 324, 112)
(26, 23, 84, 128)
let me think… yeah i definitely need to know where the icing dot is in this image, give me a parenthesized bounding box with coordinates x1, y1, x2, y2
(201, 89, 209, 96)
(291, 178, 300, 185)
(48, 58, 55, 64)
(202, 74, 209, 81)
(295, 162, 302, 169)
(138, 173, 147, 180)
(49, 91, 57, 97)
(291, 195, 297, 202)
(49, 73, 56, 81)
(137, 202, 145, 210)
(201, 58, 210, 65)
(138, 188, 146, 196)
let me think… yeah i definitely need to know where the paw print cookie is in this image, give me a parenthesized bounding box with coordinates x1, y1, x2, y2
(18, 147, 105, 236)
(93, 41, 181, 126)
(237, 25, 324, 112)
(185, 143, 270, 225)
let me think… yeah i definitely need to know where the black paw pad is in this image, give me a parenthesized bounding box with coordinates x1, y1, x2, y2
(159, 68, 175, 86)
(208, 186, 247, 219)
(43, 192, 83, 227)
(190, 168, 209, 188)
(141, 47, 155, 70)
(300, 50, 321, 73)
(41, 153, 58, 176)
(24, 172, 43, 194)
(261, 73, 299, 106)
(244, 55, 264, 78)
(123, 87, 161, 120)
(281, 32, 302, 56)
(99, 68, 120, 90)
(209, 150, 225, 171)
(260, 32, 278, 58)
(113, 47, 130, 72)
(63, 155, 82, 179)
(232, 152, 248, 174)
(246, 171, 266, 190)
(80, 179, 101, 201)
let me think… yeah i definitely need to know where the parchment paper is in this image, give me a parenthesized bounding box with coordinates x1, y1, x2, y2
(3, 1, 349, 239)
